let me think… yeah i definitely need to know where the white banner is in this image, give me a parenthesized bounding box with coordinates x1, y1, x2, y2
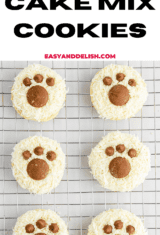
(0, 0, 159, 60)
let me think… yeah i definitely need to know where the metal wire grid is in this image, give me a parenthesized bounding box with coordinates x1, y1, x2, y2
(0, 61, 160, 235)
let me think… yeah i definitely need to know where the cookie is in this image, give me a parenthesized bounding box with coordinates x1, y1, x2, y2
(11, 64, 66, 122)
(11, 136, 65, 194)
(88, 132, 150, 192)
(87, 209, 147, 235)
(13, 209, 69, 235)
(90, 64, 148, 120)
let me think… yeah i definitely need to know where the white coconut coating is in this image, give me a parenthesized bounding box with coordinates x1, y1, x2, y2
(88, 132, 150, 192)
(90, 64, 148, 120)
(13, 209, 69, 235)
(87, 209, 147, 235)
(11, 136, 65, 194)
(11, 64, 66, 122)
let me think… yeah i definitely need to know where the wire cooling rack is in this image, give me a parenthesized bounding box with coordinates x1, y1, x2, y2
(0, 61, 160, 235)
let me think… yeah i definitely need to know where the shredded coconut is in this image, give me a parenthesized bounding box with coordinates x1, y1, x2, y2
(11, 64, 66, 122)
(90, 64, 148, 120)
(88, 209, 147, 235)
(88, 132, 150, 192)
(13, 209, 69, 235)
(11, 136, 65, 194)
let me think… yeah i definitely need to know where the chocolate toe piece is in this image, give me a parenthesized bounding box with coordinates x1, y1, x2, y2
(126, 225, 135, 234)
(116, 73, 125, 82)
(128, 148, 137, 158)
(116, 144, 125, 153)
(128, 79, 136, 87)
(103, 77, 112, 86)
(114, 220, 123, 229)
(36, 219, 47, 229)
(22, 150, 31, 160)
(47, 151, 56, 161)
(34, 146, 44, 156)
(46, 77, 55, 86)
(23, 77, 31, 87)
(105, 147, 114, 156)
(34, 74, 44, 83)
(49, 223, 59, 233)
(25, 224, 35, 233)
(103, 225, 112, 234)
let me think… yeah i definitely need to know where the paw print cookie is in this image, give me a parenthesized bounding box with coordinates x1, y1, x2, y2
(87, 209, 147, 235)
(11, 136, 65, 194)
(11, 64, 66, 122)
(13, 209, 69, 235)
(88, 132, 150, 192)
(90, 64, 148, 120)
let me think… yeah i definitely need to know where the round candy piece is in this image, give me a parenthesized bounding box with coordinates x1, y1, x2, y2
(128, 79, 136, 87)
(34, 146, 44, 156)
(36, 219, 47, 229)
(27, 159, 49, 181)
(109, 157, 131, 179)
(22, 150, 31, 160)
(23, 77, 31, 87)
(116, 144, 125, 153)
(114, 220, 123, 229)
(27, 85, 48, 108)
(128, 148, 137, 158)
(46, 77, 55, 86)
(103, 225, 112, 234)
(109, 84, 130, 106)
(25, 224, 35, 233)
(34, 74, 43, 83)
(47, 151, 56, 161)
(103, 77, 112, 86)
(126, 225, 135, 234)
(49, 223, 59, 233)
(105, 147, 114, 156)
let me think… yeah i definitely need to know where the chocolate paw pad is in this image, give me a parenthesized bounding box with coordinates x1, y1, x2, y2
(22, 146, 56, 181)
(23, 146, 56, 181)
(105, 144, 137, 179)
(103, 73, 136, 106)
(23, 74, 55, 108)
